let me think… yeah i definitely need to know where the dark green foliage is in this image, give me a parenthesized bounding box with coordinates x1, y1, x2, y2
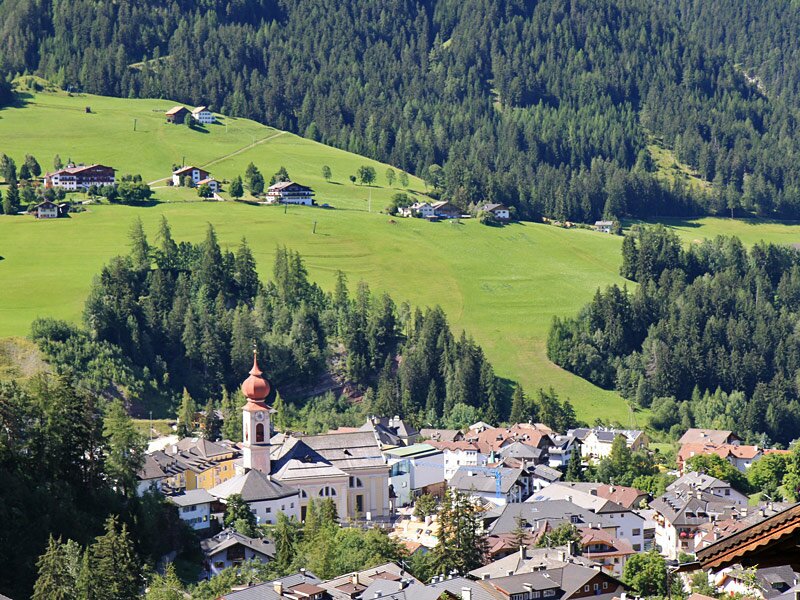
(596, 435, 657, 487)
(224, 493, 259, 537)
(535, 523, 581, 549)
(685, 454, 750, 493)
(245, 162, 264, 195)
(432, 488, 486, 575)
(549, 225, 800, 444)
(230, 175, 244, 199)
(86, 516, 142, 600)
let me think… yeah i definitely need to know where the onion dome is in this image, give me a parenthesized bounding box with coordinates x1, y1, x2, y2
(242, 353, 271, 401)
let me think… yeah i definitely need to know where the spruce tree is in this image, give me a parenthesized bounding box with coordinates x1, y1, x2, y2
(229, 175, 244, 199)
(565, 443, 583, 482)
(103, 400, 145, 497)
(509, 384, 526, 424)
(144, 563, 184, 600)
(87, 516, 141, 600)
(4, 182, 19, 215)
(177, 388, 197, 438)
(273, 512, 299, 575)
(129, 217, 150, 271)
(220, 387, 243, 442)
(201, 398, 220, 440)
(33, 536, 77, 600)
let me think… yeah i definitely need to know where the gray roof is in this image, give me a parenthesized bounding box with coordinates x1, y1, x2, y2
(486, 501, 614, 535)
(726, 566, 798, 599)
(273, 432, 388, 480)
(667, 472, 730, 493)
(468, 547, 596, 579)
(321, 562, 418, 600)
(532, 464, 563, 482)
(450, 467, 523, 495)
(420, 429, 463, 443)
(425, 577, 502, 600)
(166, 488, 214, 507)
(137, 454, 167, 480)
(500, 442, 543, 460)
(200, 529, 276, 559)
(221, 571, 322, 600)
(650, 491, 737, 527)
(210, 469, 299, 502)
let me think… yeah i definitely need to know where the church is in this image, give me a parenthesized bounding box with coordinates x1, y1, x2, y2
(210, 354, 391, 522)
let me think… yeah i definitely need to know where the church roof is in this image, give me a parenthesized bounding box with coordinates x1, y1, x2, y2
(271, 431, 387, 481)
(209, 468, 299, 502)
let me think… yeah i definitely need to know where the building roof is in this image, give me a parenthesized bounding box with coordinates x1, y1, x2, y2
(220, 570, 322, 600)
(420, 428, 463, 442)
(667, 472, 732, 494)
(173, 165, 207, 175)
(486, 500, 614, 535)
(383, 443, 441, 459)
(482, 563, 625, 600)
(696, 503, 800, 571)
(579, 528, 635, 557)
(200, 528, 276, 559)
(197, 177, 218, 185)
(166, 488, 214, 507)
(192, 106, 210, 113)
(568, 427, 645, 445)
(650, 491, 738, 528)
(595, 221, 614, 226)
(165, 105, 188, 115)
(469, 546, 596, 579)
(272, 431, 387, 481)
(268, 181, 313, 192)
(137, 454, 167, 481)
(528, 483, 635, 517)
(679, 428, 738, 446)
(450, 466, 523, 495)
(531, 464, 563, 483)
(320, 562, 418, 600)
(209, 468, 299, 502)
(721, 566, 798, 599)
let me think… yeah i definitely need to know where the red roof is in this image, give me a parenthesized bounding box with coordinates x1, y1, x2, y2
(241, 354, 270, 401)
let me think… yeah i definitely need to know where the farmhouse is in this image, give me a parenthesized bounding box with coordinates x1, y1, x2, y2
(594, 220, 614, 234)
(44, 164, 116, 190)
(431, 200, 461, 219)
(480, 203, 511, 221)
(399, 202, 436, 218)
(35, 200, 59, 219)
(266, 181, 315, 205)
(192, 106, 215, 124)
(201, 529, 276, 576)
(197, 177, 220, 193)
(165, 105, 190, 124)
(172, 165, 210, 186)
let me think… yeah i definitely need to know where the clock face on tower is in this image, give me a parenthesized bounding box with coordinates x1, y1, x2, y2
(255, 411, 265, 421)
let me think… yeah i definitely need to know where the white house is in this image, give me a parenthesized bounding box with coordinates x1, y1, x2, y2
(449, 466, 527, 507)
(197, 177, 220, 193)
(192, 106, 216, 124)
(266, 181, 314, 205)
(209, 468, 301, 525)
(167, 488, 214, 530)
(384, 444, 445, 506)
(480, 203, 511, 221)
(136, 454, 166, 496)
(594, 221, 614, 234)
(200, 529, 275, 576)
(667, 472, 749, 505)
(569, 428, 648, 462)
(35, 200, 59, 219)
(399, 202, 436, 218)
(429, 441, 488, 480)
(172, 166, 210, 186)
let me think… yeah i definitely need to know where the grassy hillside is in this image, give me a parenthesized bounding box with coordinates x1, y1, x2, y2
(0, 90, 636, 423)
(634, 217, 800, 246)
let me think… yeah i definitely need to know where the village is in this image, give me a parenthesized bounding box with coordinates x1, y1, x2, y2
(130, 354, 800, 600)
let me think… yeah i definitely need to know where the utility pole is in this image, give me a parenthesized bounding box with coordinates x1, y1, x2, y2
(149, 410, 153, 440)
(368, 188, 372, 213)
(313, 220, 317, 234)
(133, 118, 137, 132)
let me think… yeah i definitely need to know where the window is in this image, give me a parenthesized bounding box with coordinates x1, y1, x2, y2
(319, 486, 337, 497)
(543, 591, 555, 598)
(603, 583, 608, 589)
(533, 592, 541, 598)
(633, 544, 641, 551)
(256, 423, 265, 443)
(265, 507, 271, 513)
(594, 584, 599, 591)
(584, 586, 590, 592)
(300, 490, 308, 498)
(632, 529, 641, 536)
(350, 477, 364, 488)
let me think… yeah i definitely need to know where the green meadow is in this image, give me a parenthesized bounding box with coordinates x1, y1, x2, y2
(637, 216, 800, 247)
(0, 88, 645, 423)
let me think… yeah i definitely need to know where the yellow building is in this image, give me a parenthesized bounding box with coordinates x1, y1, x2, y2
(150, 438, 239, 492)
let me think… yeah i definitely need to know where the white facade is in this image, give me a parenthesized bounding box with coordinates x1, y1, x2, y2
(177, 500, 212, 530)
(400, 202, 436, 218)
(266, 182, 314, 205)
(493, 208, 510, 219)
(37, 203, 59, 219)
(198, 178, 220, 193)
(172, 167, 209, 186)
(443, 448, 487, 480)
(387, 451, 445, 506)
(248, 495, 301, 525)
(192, 107, 215, 124)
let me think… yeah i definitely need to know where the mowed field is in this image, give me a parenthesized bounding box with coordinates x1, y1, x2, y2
(638, 216, 800, 247)
(0, 89, 636, 423)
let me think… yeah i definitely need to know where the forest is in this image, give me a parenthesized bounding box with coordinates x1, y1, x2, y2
(548, 225, 800, 446)
(30, 217, 525, 428)
(3, 0, 800, 220)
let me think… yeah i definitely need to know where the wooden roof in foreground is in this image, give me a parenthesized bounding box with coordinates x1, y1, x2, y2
(696, 502, 800, 571)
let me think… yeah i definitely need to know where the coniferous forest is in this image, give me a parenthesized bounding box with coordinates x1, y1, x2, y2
(548, 226, 800, 446)
(4, 0, 800, 220)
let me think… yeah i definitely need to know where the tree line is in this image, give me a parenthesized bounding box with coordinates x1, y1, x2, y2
(5, 0, 800, 220)
(548, 225, 800, 445)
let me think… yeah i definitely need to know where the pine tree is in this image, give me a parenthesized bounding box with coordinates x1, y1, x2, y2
(103, 400, 145, 497)
(25, 154, 42, 178)
(220, 387, 243, 442)
(509, 384, 527, 424)
(145, 563, 184, 600)
(273, 512, 300, 575)
(273, 390, 286, 433)
(156, 216, 179, 270)
(177, 388, 197, 438)
(87, 516, 141, 600)
(201, 398, 221, 440)
(234, 238, 259, 300)
(129, 217, 150, 271)
(565, 443, 583, 482)
(54, 154, 63, 170)
(4, 182, 19, 215)
(230, 175, 244, 199)
(33, 536, 77, 600)
(432, 488, 486, 575)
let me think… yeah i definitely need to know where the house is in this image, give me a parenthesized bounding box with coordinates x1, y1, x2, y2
(529, 464, 564, 492)
(548, 434, 581, 469)
(167, 488, 214, 530)
(465, 424, 554, 457)
(429, 440, 488, 480)
(197, 177, 220, 193)
(390, 514, 441, 549)
(384, 444, 445, 506)
(578, 528, 635, 577)
(431, 201, 462, 219)
(399, 202, 436, 218)
(485, 501, 618, 538)
(480, 203, 511, 221)
(266, 181, 315, 205)
(667, 472, 749, 504)
(319, 562, 420, 600)
(528, 484, 646, 551)
(679, 428, 740, 447)
(678, 443, 762, 473)
(35, 200, 59, 219)
(449, 466, 528, 506)
(693, 503, 791, 554)
(172, 165, 210, 186)
(219, 571, 326, 600)
(147, 437, 239, 492)
(568, 428, 648, 461)
(209, 468, 301, 525)
(361, 415, 420, 448)
(44, 164, 116, 190)
(136, 454, 167, 495)
(420, 428, 464, 443)
(165, 105, 190, 124)
(192, 106, 216, 124)
(469, 545, 596, 579)
(201, 529, 276, 576)
(594, 221, 614, 234)
(715, 566, 799, 600)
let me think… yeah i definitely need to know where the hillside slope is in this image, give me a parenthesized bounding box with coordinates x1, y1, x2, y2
(0, 91, 634, 423)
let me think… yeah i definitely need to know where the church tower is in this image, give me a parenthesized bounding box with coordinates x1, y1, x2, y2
(241, 352, 272, 474)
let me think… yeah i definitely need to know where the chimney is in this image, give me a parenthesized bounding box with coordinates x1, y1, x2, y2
(300, 568, 306, 581)
(352, 574, 359, 586)
(523, 584, 533, 592)
(481, 574, 491, 581)
(375, 593, 383, 599)
(520, 545, 527, 560)
(274, 581, 283, 596)
(462, 588, 472, 600)
(507, 571, 515, 577)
